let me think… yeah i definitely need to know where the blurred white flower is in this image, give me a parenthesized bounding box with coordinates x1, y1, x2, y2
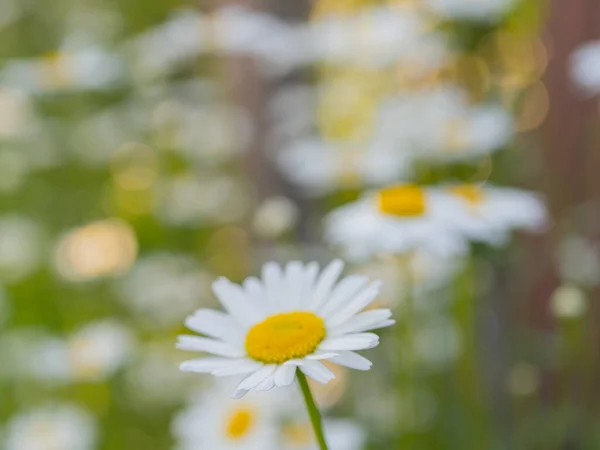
(178, 260, 393, 397)
(173, 378, 364, 450)
(282, 419, 365, 450)
(125, 341, 202, 408)
(117, 253, 212, 328)
(1, 47, 124, 93)
(310, 6, 449, 70)
(4, 404, 97, 450)
(172, 381, 281, 450)
(550, 285, 587, 320)
(210, 7, 306, 76)
(278, 138, 413, 196)
(0, 328, 69, 382)
(1, 320, 134, 383)
(325, 185, 467, 261)
(128, 9, 206, 79)
(66, 319, 135, 381)
(355, 252, 460, 306)
(556, 235, 600, 288)
(53, 219, 138, 282)
(0, 215, 45, 282)
(69, 105, 141, 167)
(506, 362, 541, 396)
(423, 0, 516, 21)
(0, 88, 33, 140)
(150, 101, 251, 164)
(64, 5, 123, 46)
(157, 174, 249, 227)
(571, 41, 600, 96)
(376, 86, 513, 162)
(253, 196, 300, 239)
(440, 184, 548, 245)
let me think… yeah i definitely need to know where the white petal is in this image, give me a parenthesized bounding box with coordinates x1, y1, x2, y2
(298, 360, 336, 384)
(179, 357, 232, 373)
(304, 262, 320, 292)
(274, 365, 297, 387)
(319, 333, 379, 351)
(328, 351, 372, 371)
(255, 374, 276, 391)
(309, 260, 344, 310)
(243, 277, 269, 318)
(318, 275, 369, 318)
(325, 281, 381, 325)
(262, 262, 284, 313)
(236, 365, 277, 391)
(232, 389, 249, 399)
(211, 359, 264, 377)
(184, 309, 244, 345)
(306, 352, 338, 360)
(284, 261, 305, 311)
(328, 309, 393, 335)
(176, 335, 245, 357)
(212, 278, 262, 327)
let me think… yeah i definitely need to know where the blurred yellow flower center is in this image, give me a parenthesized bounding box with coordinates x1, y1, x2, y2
(245, 312, 326, 364)
(282, 423, 313, 445)
(449, 185, 484, 205)
(225, 407, 255, 440)
(377, 185, 426, 217)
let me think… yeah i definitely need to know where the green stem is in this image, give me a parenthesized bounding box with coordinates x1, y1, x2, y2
(297, 369, 329, 450)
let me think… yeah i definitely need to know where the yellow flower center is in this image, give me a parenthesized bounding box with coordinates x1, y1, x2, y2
(449, 185, 485, 205)
(225, 407, 255, 440)
(245, 312, 326, 364)
(377, 185, 426, 217)
(282, 423, 314, 446)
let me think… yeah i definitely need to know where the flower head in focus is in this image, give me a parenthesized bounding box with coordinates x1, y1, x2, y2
(177, 260, 393, 397)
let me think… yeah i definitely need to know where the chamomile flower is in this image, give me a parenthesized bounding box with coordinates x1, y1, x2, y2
(571, 40, 600, 96)
(277, 138, 413, 196)
(325, 184, 467, 261)
(172, 381, 281, 450)
(178, 260, 393, 397)
(4, 404, 97, 450)
(439, 184, 548, 245)
(1, 47, 124, 94)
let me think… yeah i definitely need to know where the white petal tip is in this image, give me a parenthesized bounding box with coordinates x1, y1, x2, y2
(232, 389, 248, 399)
(179, 362, 194, 372)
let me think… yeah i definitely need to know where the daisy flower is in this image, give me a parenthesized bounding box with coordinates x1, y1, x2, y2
(3, 404, 97, 450)
(439, 184, 548, 245)
(570, 40, 600, 96)
(277, 138, 413, 196)
(325, 184, 468, 261)
(172, 382, 281, 450)
(1, 47, 123, 94)
(177, 260, 393, 398)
